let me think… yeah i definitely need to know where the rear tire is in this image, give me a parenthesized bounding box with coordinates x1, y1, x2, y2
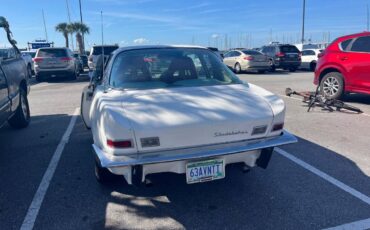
(27, 65, 32, 79)
(234, 63, 242, 74)
(320, 72, 344, 100)
(269, 60, 276, 72)
(69, 70, 77, 80)
(8, 88, 30, 128)
(35, 74, 44, 82)
(95, 160, 115, 184)
(309, 62, 316, 72)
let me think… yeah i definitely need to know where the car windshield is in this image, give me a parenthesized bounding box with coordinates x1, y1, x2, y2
(92, 46, 118, 55)
(109, 48, 242, 90)
(37, 49, 67, 57)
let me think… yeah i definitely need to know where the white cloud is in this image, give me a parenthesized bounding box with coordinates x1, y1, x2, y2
(211, 34, 220, 39)
(133, 38, 149, 44)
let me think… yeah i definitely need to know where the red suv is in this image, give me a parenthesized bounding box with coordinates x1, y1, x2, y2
(314, 32, 370, 99)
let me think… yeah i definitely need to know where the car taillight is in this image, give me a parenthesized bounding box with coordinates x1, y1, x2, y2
(276, 52, 285, 57)
(318, 52, 324, 58)
(107, 139, 133, 148)
(60, 57, 73, 61)
(243, 56, 254, 61)
(272, 123, 284, 131)
(33, 57, 44, 62)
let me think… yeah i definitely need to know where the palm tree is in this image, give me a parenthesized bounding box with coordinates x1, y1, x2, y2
(69, 22, 90, 54)
(55, 23, 70, 48)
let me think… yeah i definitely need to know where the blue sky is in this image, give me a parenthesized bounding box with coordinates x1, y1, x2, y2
(0, 0, 369, 50)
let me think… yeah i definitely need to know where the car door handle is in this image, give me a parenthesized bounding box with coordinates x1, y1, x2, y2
(340, 57, 348, 61)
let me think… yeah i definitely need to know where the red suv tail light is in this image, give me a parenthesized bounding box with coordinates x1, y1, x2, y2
(107, 139, 133, 148)
(276, 52, 285, 57)
(318, 52, 324, 58)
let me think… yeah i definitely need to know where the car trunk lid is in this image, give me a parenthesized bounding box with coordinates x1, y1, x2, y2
(121, 85, 274, 152)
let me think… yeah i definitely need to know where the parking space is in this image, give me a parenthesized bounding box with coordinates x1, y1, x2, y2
(1, 71, 369, 229)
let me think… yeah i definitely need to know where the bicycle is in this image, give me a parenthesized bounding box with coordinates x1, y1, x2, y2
(285, 86, 363, 114)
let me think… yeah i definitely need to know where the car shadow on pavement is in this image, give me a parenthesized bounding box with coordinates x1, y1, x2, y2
(29, 74, 90, 86)
(344, 93, 370, 105)
(41, 119, 370, 230)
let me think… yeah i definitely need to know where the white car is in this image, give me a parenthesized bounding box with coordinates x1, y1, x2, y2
(300, 49, 323, 71)
(81, 45, 297, 185)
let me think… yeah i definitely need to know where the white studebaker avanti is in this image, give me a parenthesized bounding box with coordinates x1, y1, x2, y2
(81, 45, 297, 185)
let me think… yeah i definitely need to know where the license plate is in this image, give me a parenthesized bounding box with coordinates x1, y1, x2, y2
(186, 159, 225, 184)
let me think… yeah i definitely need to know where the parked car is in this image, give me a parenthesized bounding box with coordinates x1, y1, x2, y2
(260, 43, 301, 72)
(223, 49, 270, 73)
(314, 32, 370, 99)
(21, 51, 35, 77)
(34, 47, 79, 82)
(73, 53, 84, 73)
(88, 45, 119, 69)
(300, 49, 322, 71)
(80, 54, 88, 69)
(80, 45, 296, 185)
(0, 16, 30, 129)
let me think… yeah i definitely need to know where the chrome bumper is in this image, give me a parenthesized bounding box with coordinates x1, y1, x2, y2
(93, 131, 297, 169)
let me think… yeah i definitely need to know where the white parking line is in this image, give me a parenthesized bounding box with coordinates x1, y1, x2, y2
(275, 147, 370, 206)
(20, 108, 80, 230)
(323, 217, 370, 230)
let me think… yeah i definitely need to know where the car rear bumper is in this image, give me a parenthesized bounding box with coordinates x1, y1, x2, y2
(35, 68, 75, 77)
(93, 130, 297, 184)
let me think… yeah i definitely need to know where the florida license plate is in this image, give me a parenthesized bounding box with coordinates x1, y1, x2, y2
(186, 159, 225, 184)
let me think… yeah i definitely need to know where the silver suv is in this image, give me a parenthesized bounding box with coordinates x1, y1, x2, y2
(88, 45, 119, 69)
(34, 47, 78, 82)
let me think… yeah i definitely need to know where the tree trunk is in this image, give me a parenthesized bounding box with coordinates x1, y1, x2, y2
(76, 33, 83, 54)
(64, 32, 69, 48)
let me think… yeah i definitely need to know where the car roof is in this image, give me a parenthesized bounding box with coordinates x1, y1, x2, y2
(336, 31, 370, 42)
(38, 47, 68, 50)
(112, 45, 209, 54)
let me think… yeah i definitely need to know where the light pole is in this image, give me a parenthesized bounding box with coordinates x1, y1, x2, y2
(79, 0, 85, 53)
(301, 0, 306, 44)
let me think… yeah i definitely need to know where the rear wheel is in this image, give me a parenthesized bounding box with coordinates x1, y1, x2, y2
(234, 63, 242, 74)
(309, 62, 316, 72)
(269, 60, 276, 72)
(8, 88, 30, 128)
(35, 74, 44, 82)
(95, 160, 115, 184)
(320, 72, 344, 99)
(27, 65, 32, 79)
(69, 70, 77, 80)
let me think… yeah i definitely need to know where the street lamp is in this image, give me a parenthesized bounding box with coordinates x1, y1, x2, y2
(301, 0, 306, 44)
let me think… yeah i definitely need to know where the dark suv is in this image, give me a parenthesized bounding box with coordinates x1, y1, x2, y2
(261, 44, 301, 72)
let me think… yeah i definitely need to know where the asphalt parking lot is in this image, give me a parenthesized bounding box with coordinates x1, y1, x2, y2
(0, 71, 369, 230)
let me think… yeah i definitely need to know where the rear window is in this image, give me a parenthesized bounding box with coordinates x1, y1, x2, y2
(37, 49, 67, 57)
(280, 46, 300, 53)
(242, 50, 263, 55)
(92, 46, 118, 55)
(109, 48, 242, 90)
(340, 39, 352, 51)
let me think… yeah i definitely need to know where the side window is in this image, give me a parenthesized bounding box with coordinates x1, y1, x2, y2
(234, 51, 241, 57)
(303, 50, 315, 56)
(302, 50, 308, 56)
(350, 36, 370, 53)
(340, 39, 352, 51)
(224, 52, 231, 58)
